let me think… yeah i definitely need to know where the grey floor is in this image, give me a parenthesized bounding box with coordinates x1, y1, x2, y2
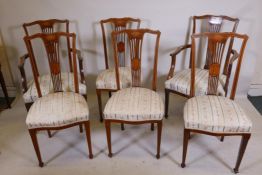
(0, 92, 261, 175)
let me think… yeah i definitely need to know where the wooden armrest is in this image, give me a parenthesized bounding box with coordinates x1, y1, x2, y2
(18, 53, 29, 93)
(167, 44, 191, 80)
(170, 44, 191, 57)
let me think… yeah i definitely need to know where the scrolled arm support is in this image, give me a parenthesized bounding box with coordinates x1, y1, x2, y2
(167, 44, 191, 80)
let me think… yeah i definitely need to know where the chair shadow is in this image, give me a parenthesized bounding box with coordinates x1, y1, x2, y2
(45, 131, 88, 165)
(92, 125, 163, 158)
(185, 136, 232, 171)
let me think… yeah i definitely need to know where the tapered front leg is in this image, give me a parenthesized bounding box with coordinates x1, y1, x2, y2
(233, 134, 251, 173)
(121, 123, 125, 130)
(151, 123, 154, 131)
(220, 136, 225, 142)
(156, 121, 163, 159)
(79, 124, 83, 133)
(105, 120, 112, 157)
(181, 129, 190, 168)
(84, 121, 93, 159)
(47, 130, 52, 138)
(96, 89, 103, 122)
(164, 89, 170, 119)
(29, 129, 44, 167)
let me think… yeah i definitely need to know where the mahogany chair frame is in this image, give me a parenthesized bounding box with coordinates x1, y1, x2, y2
(24, 32, 93, 167)
(97, 17, 141, 123)
(165, 15, 239, 118)
(180, 32, 250, 173)
(104, 29, 162, 158)
(18, 19, 85, 136)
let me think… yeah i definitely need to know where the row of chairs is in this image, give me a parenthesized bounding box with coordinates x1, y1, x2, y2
(19, 15, 252, 173)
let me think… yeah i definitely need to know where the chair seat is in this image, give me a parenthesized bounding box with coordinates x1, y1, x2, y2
(96, 67, 132, 90)
(23, 72, 86, 103)
(104, 87, 164, 121)
(184, 96, 252, 133)
(26, 92, 89, 129)
(165, 68, 225, 96)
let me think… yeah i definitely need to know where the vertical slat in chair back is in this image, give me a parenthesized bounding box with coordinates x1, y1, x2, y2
(100, 17, 141, 69)
(111, 29, 161, 91)
(23, 32, 78, 98)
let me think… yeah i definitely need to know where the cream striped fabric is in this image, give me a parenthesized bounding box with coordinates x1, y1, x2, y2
(26, 92, 89, 129)
(165, 68, 225, 96)
(220, 74, 227, 87)
(23, 72, 86, 103)
(96, 67, 132, 89)
(184, 96, 252, 133)
(104, 87, 164, 121)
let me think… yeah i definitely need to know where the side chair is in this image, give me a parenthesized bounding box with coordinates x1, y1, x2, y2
(24, 32, 93, 167)
(180, 32, 251, 173)
(103, 29, 164, 158)
(18, 19, 85, 136)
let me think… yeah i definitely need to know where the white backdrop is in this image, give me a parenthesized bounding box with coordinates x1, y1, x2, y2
(0, 0, 261, 96)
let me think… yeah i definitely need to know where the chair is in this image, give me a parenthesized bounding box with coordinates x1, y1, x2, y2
(165, 15, 239, 118)
(180, 32, 251, 173)
(18, 19, 85, 136)
(19, 19, 85, 111)
(24, 32, 93, 167)
(97, 17, 141, 122)
(103, 29, 163, 158)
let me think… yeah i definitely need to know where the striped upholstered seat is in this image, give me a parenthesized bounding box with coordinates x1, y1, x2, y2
(23, 72, 86, 103)
(26, 92, 89, 129)
(96, 67, 132, 90)
(104, 87, 164, 121)
(165, 68, 225, 96)
(184, 96, 252, 133)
